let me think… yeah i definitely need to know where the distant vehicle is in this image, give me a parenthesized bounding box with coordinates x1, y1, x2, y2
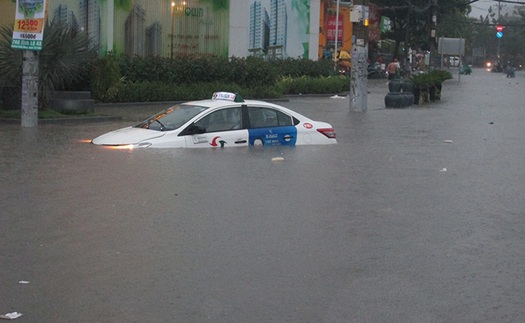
(92, 92, 337, 149)
(486, 61, 503, 72)
(449, 56, 460, 67)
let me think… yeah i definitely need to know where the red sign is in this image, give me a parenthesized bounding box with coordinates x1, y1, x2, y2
(326, 15, 343, 42)
(496, 25, 504, 32)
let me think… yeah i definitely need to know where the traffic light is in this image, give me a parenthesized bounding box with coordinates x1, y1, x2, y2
(496, 25, 505, 38)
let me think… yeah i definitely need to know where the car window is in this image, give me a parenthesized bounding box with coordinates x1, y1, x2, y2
(193, 107, 242, 133)
(248, 107, 293, 128)
(134, 104, 207, 131)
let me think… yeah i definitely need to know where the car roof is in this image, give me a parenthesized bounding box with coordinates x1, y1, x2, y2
(184, 98, 281, 109)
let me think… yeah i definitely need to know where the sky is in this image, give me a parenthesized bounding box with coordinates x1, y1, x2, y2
(470, 0, 496, 17)
(469, 0, 525, 18)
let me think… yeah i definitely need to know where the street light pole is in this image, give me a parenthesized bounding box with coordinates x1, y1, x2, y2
(170, 1, 175, 59)
(334, 0, 340, 72)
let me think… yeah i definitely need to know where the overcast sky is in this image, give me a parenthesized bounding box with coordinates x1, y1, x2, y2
(469, 0, 525, 17)
(470, 0, 496, 17)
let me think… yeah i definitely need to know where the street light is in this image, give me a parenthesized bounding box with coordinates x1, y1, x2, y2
(170, 1, 175, 59)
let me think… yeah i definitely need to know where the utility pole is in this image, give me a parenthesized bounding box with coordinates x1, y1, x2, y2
(21, 50, 39, 127)
(12, 0, 48, 128)
(350, 0, 369, 112)
(430, 0, 438, 68)
(497, 0, 501, 60)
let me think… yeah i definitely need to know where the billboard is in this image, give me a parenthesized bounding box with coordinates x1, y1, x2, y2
(248, 0, 310, 59)
(438, 37, 465, 56)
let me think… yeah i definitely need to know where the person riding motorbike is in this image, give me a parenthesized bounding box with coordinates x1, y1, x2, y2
(336, 47, 351, 76)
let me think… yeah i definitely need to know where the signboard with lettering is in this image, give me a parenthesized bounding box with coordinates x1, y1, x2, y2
(11, 0, 47, 51)
(326, 14, 344, 43)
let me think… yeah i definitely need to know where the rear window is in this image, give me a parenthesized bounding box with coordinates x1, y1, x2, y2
(248, 107, 294, 128)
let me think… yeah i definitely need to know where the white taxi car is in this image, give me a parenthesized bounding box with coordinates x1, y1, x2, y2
(92, 92, 336, 148)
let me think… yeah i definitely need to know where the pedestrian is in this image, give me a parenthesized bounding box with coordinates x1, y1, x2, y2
(387, 58, 399, 80)
(402, 57, 411, 77)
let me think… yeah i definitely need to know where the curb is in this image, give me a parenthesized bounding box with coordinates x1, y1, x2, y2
(0, 115, 121, 125)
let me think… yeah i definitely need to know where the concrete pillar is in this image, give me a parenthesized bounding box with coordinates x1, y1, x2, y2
(21, 50, 39, 128)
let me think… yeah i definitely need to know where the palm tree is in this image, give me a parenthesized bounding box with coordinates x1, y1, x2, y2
(0, 21, 96, 110)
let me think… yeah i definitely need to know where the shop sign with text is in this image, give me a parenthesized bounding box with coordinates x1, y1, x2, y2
(11, 0, 46, 51)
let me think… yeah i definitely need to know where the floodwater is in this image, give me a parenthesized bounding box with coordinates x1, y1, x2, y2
(1, 71, 525, 322)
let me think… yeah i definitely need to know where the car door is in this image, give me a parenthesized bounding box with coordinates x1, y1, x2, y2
(182, 107, 248, 148)
(247, 106, 297, 146)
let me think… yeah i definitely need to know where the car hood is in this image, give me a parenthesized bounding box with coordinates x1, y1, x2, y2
(92, 127, 166, 146)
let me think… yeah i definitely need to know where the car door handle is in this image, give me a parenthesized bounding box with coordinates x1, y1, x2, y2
(235, 139, 247, 144)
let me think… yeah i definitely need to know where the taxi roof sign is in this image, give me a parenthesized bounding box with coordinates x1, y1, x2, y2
(212, 92, 244, 102)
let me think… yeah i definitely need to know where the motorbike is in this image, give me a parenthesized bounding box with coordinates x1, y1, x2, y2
(337, 61, 351, 78)
(485, 61, 504, 73)
(367, 62, 387, 79)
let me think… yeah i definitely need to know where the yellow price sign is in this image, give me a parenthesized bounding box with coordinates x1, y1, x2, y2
(14, 18, 44, 33)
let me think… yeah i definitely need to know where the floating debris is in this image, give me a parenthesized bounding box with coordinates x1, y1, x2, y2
(0, 312, 23, 320)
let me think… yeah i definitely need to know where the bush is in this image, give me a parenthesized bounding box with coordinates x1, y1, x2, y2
(271, 57, 334, 77)
(92, 55, 333, 90)
(89, 54, 341, 102)
(103, 81, 285, 103)
(279, 75, 348, 94)
(91, 53, 122, 101)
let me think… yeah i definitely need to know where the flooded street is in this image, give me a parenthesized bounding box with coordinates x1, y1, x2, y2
(1, 70, 525, 322)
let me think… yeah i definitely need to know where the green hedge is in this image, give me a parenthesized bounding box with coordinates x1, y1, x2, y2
(109, 81, 276, 102)
(279, 75, 348, 95)
(91, 54, 344, 102)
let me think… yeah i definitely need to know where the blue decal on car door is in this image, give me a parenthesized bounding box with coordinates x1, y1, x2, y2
(248, 126, 297, 146)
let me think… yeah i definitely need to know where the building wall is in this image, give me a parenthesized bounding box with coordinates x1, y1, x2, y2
(0, 0, 16, 30)
(232, 0, 319, 60)
(1, 0, 321, 60)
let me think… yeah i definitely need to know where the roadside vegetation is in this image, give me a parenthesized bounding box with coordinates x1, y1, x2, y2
(0, 22, 347, 116)
(89, 54, 348, 103)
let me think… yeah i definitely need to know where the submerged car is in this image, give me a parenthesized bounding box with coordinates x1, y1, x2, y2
(92, 92, 337, 148)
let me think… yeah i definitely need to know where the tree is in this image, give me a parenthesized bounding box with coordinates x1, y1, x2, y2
(468, 4, 525, 66)
(371, 0, 472, 59)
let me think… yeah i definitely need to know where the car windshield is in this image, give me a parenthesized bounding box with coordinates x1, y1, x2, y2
(133, 104, 207, 131)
